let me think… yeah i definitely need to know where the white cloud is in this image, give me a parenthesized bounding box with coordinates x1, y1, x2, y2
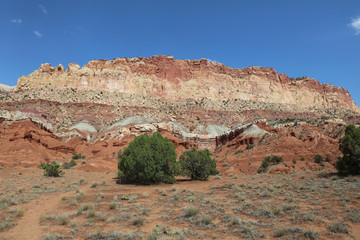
(38, 4, 48, 15)
(33, 31, 43, 38)
(350, 16, 360, 35)
(10, 18, 22, 24)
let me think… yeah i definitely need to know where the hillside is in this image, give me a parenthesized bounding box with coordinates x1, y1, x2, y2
(0, 55, 360, 173)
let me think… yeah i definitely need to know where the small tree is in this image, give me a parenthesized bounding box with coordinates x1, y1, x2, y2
(39, 162, 64, 177)
(117, 132, 180, 184)
(179, 148, 218, 181)
(336, 124, 360, 175)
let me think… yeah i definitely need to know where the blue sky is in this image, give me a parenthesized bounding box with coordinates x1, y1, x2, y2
(1, 0, 360, 105)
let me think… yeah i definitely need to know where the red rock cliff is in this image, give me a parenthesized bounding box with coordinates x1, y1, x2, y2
(16, 55, 359, 112)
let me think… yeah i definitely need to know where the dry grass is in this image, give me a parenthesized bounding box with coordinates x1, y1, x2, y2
(0, 168, 359, 239)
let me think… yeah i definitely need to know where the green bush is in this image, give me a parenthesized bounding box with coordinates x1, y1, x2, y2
(336, 124, 360, 175)
(39, 162, 64, 177)
(72, 153, 86, 160)
(62, 153, 85, 169)
(62, 158, 76, 169)
(245, 144, 255, 150)
(257, 155, 283, 173)
(179, 147, 218, 181)
(117, 132, 180, 184)
(314, 154, 324, 164)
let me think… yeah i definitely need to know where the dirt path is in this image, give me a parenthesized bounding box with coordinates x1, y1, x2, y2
(3, 184, 91, 240)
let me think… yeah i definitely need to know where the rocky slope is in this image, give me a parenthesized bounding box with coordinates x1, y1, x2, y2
(0, 55, 360, 173)
(0, 119, 197, 171)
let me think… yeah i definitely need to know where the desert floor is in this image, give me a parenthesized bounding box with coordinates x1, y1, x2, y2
(0, 167, 359, 240)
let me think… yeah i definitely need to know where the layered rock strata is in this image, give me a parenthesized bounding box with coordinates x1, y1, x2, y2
(16, 55, 359, 112)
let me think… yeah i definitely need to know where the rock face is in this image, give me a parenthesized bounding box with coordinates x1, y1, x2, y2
(0, 83, 15, 92)
(214, 120, 344, 175)
(0, 120, 197, 171)
(17, 55, 359, 112)
(1, 55, 360, 173)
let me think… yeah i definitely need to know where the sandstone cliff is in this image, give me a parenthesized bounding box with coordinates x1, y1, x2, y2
(1, 56, 360, 173)
(16, 55, 359, 112)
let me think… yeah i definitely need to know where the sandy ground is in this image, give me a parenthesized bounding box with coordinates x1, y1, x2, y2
(0, 167, 359, 240)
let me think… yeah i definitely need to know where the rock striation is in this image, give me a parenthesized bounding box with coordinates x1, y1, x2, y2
(16, 55, 359, 112)
(1, 55, 360, 173)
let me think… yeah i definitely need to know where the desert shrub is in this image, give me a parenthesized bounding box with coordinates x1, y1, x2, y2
(257, 155, 283, 173)
(117, 132, 180, 184)
(72, 153, 86, 160)
(328, 222, 348, 234)
(109, 202, 117, 210)
(336, 124, 360, 175)
(62, 159, 76, 169)
(39, 162, 64, 177)
(348, 210, 360, 223)
(235, 150, 244, 154)
(273, 227, 303, 238)
(38, 162, 47, 169)
(199, 215, 212, 226)
(43, 233, 65, 240)
(271, 156, 283, 164)
(245, 144, 255, 150)
(183, 206, 199, 218)
(303, 229, 318, 239)
(131, 217, 145, 227)
(314, 154, 324, 164)
(62, 153, 84, 169)
(179, 147, 218, 181)
(88, 231, 122, 240)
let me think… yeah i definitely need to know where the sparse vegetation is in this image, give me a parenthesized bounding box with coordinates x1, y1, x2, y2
(88, 231, 122, 239)
(131, 216, 145, 227)
(348, 210, 360, 223)
(109, 202, 117, 210)
(72, 153, 86, 160)
(234, 150, 243, 155)
(245, 144, 255, 150)
(314, 154, 324, 164)
(328, 222, 349, 234)
(257, 155, 283, 173)
(43, 233, 65, 240)
(199, 215, 212, 226)
(183, 205, 199, 218)
(62, 159, 76, 169)
(1, 157, 359, 239)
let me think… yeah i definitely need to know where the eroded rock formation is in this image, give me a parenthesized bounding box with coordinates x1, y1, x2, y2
(1, 55, 360, 173)
(16, 55, 359, 112)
